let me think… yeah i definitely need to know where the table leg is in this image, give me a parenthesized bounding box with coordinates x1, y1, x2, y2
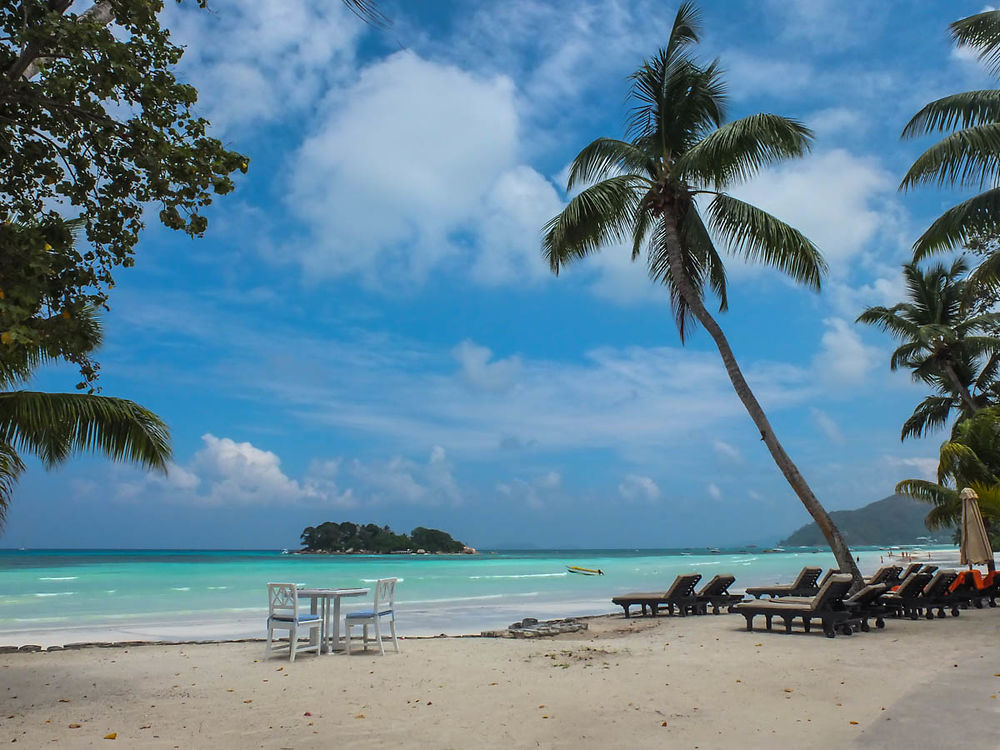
(332, 596, 343, 652)
(309, 596, 322, 652)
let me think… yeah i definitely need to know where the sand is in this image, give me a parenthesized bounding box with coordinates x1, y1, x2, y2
(2, 609, 999, 749)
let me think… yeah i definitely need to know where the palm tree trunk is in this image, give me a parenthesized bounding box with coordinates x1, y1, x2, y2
(942, 362, 979, 415)
(661, 216, 864, 588)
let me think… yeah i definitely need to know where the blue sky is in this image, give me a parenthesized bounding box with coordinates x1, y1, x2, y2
(3, 0, 994, 549)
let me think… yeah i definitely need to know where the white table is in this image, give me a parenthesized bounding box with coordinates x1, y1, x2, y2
(299, 588, 369, 653)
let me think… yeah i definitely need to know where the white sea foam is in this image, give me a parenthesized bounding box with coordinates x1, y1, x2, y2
(361, 578, 405, 583)
(170, 587, 191, 591)
(207, 586, 228, 590)
(39, 576, 78, 581)
(34, 592, 75, 597)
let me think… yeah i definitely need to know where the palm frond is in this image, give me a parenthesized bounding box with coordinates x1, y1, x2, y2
(938, 440, 992, 485)
(895, 479, 958, 513)
(856, 305, 920, 341)
(0, 443, 25, 528)
(912, 188, 1000, 259)
(951, 9, 1000, 76)
(674, 114, 812, 189)
(966, 247, 1000, 299)
(902, 90, 1000, 137)
(680, 204, 728, 311)
(707, 194, 827, 289)
(666, 1, 701, 57)
(343, 0, 391, 28)
(646, 220, 702, 340)
(900, 123, 1000, 191)
(566, 139, 653, 190)
(0, 392, 171, 471)
(543, 176, 646, 274)
(900, 396, 956, 441)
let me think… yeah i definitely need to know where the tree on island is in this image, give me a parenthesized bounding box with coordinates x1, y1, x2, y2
(299, 522, 465, 554)
(542, 3, 862, 585)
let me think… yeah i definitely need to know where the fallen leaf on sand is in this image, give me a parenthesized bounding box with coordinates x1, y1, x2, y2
(226, 689, 234, 693)
(661, 722, 668, 727)
(58, 699, 70, 703)
(243, 700, 253, 704)
(104, 733, 117, 740)
(355, 714, 366, 719)
(754, 643, 763, 647)
(303, 712, 312, 717)
(850, 721, 859, 725)
(783, 689, 793, 693)
(68, 724, 81, 729)
(542, 716, 549, 719)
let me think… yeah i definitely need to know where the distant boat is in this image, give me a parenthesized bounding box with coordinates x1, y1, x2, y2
(566, 565, 604, 576)
(708, 548, 721, 554)
(280, 549, 289, 555)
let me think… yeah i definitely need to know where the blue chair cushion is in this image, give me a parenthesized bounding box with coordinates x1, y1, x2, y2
(270, 613, 322, 623)
(345, 609, 393, 619)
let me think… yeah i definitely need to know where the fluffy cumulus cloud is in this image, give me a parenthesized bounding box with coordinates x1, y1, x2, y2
(285, 51, 563, 287)
(883, 456, 939, 482)
(812, 317, 880, 387)
(497, 471, 563, 510)
(161, 0, 362, 132)
(134, 436, 465, 508)
(730, 150, 899, 278)
(618, 474, 661, 503)
(810, 408, 845, 443)
(453, 340, 522, 392)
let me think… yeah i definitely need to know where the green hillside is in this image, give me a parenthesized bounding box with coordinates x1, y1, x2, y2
(779, 494, 951, 547)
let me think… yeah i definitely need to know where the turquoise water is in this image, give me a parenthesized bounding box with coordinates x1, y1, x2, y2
(0, 547, 956, 645)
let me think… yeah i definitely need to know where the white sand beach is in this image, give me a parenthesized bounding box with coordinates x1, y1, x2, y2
(2, 607, 998, 749)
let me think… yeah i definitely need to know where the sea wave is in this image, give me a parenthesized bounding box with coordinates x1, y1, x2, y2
(39, 576, 79, 581)
(34, 592, 75, 597)
(360, 578, 405, 583)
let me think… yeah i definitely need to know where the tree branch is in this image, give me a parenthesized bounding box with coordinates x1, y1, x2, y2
(9, 1, 113, 82)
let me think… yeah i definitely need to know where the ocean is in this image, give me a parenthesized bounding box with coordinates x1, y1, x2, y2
(0, 546, 956, 646)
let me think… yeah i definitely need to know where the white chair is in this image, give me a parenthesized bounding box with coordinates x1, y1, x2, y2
(265, 583, 322, 662)
(345, 578, 399, 655)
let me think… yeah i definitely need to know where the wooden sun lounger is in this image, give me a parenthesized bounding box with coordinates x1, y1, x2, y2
(880, 572, 933, 619)
(695, 574, 743, 614)
(745, 566, 823, 599)
(612, 573, 702, 618)
(864, 565, 903, 587)
(950, 570, 999, 608)
(734, 574, 856, 638)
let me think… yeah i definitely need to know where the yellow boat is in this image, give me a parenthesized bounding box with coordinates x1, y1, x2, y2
(566, 565, 604, 576)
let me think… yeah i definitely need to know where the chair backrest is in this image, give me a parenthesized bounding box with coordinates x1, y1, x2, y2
(268, 583, 299, 616)
(666, 573, 701, 598)
(793, 566, 823, 589)
(899, 562, 922, 580)
(868, 566, 903, 586)
(697, 574, 734, 597)
(922, 569, 957, 597)
(807, 574, 853, 611)
(894, 571, 932, 596)
(845, 583, 887, 606)
(373, 578, 397, 610)
(817, 568, 840, 589)
(920, 564, 938, 575)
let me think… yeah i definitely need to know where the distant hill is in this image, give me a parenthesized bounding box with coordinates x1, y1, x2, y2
(779, 494, 950, 547)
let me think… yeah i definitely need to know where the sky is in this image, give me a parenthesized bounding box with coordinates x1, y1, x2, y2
(3, 0, 995, 550)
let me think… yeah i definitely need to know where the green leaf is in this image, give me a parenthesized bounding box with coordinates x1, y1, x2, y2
(900, 123, 1000, 191)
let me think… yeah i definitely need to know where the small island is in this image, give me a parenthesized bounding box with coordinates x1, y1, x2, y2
(297, 521, 475, 554)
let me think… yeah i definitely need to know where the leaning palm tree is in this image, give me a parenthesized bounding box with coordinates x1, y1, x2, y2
(0, 310, 171, 528)
(901, 9, 1000, 290)
(541, 3, 862, 583)
(857, 259, 1000, 439)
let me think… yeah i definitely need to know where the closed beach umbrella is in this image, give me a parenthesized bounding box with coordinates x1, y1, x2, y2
(959, 488, 994, 567)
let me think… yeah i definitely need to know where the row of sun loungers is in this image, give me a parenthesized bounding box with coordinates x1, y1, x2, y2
(612, 565, 999, 638)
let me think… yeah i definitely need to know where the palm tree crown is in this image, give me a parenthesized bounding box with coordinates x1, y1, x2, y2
(543, 2, 825, 338)
(857, 259, 1000, 439)
(901, 9, 1000, 275)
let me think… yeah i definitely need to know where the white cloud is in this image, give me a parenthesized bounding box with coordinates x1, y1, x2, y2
(713, 440, 743, 464)
(811, 408, 845, 444)
(286, 51, 524, 286)
(813, 317, 881, 386)
(453, 340, 522, 392)
(349, 446, 462, 506)
(731, 150, 898, 277)
(722, 51, 815, 100)
(883, 456, 939, 482)
(496, 471, 562, 509)
(162, 0, 362, 132)
(707, 482, 723, 500)
(619, 474, 661, 503)
(812, 317, 880, 387)
(809, 107, 869, 138)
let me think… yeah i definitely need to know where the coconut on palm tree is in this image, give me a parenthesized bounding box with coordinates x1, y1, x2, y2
(901, 9, 1000, 291)
(857, 259, 1000, 440)
(541, 3, 862, 584)
(0, 303, 171, 529)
